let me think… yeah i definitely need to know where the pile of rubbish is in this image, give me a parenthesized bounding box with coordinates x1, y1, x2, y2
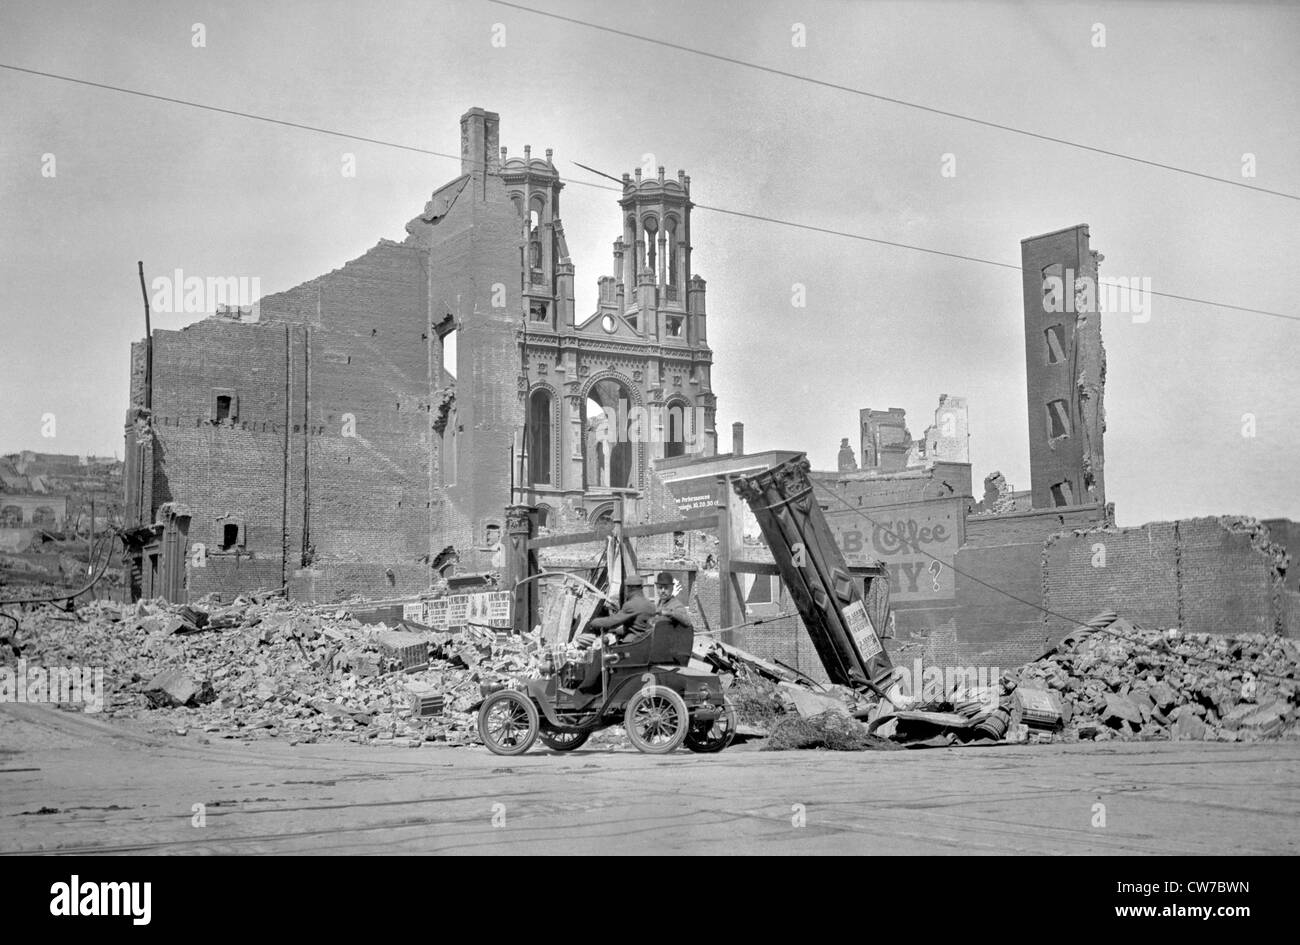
(1005, 614, 1300, 743)
(2, 596, 546, 746)
(714, 613, 1300, 749)
(5, 595, 1296, 751)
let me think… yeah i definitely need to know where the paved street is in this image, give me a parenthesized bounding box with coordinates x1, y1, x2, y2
(2, 704, 1297, 855)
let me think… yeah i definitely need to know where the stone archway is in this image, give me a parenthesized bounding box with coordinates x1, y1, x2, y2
(580, 372, 641, 491)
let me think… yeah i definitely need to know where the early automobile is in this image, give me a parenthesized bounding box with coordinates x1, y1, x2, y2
(476, 616, 736, 755)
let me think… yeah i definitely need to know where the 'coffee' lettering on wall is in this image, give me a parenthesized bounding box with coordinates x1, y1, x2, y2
(826, 498, 963, 601)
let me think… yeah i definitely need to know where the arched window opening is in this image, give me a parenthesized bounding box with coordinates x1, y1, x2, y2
(663, 402, 686, 459)
(583, 379, 635, 490)
(642, 216, 658, 273)
(665, 216, 679, 288)
(528, 389, 552, 485)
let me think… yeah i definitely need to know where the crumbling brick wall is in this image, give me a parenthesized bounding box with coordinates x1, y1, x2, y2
(1041, 517, 1293, 639)
(136, 238, 438, 601)
(1042, 521, 1181, 638)
(411, 122, 524, 572)
(267, 243, 433, 600)
(142, 320, 301, 598)
(889, 513, 1298, 673)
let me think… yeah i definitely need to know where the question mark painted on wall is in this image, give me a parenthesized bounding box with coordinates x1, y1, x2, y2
(929, 561, 942, 591)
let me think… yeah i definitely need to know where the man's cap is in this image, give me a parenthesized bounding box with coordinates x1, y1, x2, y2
(655, 571, 675, 587)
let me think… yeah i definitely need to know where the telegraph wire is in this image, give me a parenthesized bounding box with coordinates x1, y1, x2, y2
(0, 61, 1290, 683)
(487, 0, 1300, 202)
(1, 60, 1295, 324)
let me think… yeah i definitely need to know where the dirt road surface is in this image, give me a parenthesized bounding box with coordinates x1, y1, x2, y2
(2, 704, 1297, 855)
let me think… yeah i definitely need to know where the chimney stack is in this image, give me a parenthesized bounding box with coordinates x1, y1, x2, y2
(732, 422, 745, 456)
(459, 107, 501, 199)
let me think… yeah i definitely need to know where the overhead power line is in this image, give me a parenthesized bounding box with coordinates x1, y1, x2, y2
(487, 0, 1300, 202)
(2, 61, 1295, 322)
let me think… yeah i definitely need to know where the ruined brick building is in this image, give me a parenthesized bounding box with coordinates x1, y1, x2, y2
(119, 114, 1297, 666)
(1020, 224, 1105, 509)
(123, 108, 716, 602)
(719, 224, 1297, 677)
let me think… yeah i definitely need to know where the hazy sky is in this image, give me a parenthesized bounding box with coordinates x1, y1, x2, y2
(2, 0, 1297, 526)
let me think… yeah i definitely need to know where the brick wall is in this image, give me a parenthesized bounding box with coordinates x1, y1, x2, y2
(1177, 519, 1275, 636)
(1043, 521, 1181, 637)
(1262, 518, 1300, 593)
(415, 163, 524, 572)
(146, 320, 298, 598)
(261, 240, 433, 597)
(891, 514, 1298, 675)
(964, 504, 1104, 547)
(142, 238, 439, 602)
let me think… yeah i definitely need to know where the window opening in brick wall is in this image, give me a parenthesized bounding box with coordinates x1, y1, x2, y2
(211, 389, 238, 423)
(441, 330, 457, 380)
(1049, 481, 1074, 507)
(1046, 399, 1070, 438)
(1041, 262, 1064, 311)
(1044, 324, 1066, 364)
(221, 523, 240, 550)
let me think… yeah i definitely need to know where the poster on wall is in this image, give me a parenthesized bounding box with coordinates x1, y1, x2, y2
(420, 592, 513, 631)
(424, 598, 449, 630)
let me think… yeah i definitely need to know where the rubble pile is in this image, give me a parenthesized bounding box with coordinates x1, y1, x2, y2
(4, 596, 545, 746)
(764, 712, 898, 751)
(1007, 617, 1300, 743)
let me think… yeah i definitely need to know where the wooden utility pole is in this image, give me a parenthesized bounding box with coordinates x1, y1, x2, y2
(137, 261, 152, 410)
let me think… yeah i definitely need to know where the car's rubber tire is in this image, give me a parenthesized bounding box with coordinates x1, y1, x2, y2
(478, 689, 540, 756)
(539, 729, 591, 752)
(685, 696, 737, 753)
(624, 685, 689, 754)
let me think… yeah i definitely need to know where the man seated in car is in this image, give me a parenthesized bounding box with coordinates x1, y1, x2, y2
(571, 573, 692, 692)
(650, 571, 694, 630)
(586, 574, 657, 643)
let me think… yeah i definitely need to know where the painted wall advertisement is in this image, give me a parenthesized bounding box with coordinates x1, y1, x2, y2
(664, 472, 962, 604)
(825, 497, 963, 602)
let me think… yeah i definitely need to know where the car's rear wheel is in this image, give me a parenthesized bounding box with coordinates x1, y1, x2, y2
(540, 728, 591, 752)
(685, 696, 737, 753)
(478, 689, 539, 756)
(624, 685, 689, 754)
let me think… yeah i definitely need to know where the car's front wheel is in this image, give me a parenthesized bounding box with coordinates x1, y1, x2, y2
(478, 689, 539, 756)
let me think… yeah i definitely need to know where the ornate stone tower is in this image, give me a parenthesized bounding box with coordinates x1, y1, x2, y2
(515, 160, 717, 526)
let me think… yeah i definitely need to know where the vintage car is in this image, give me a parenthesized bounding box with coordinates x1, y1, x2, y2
(476, 617, 736, 755)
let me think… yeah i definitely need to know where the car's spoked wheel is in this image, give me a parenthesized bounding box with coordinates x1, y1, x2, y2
(685, 696, 737, 753)
(624, 686, 689, 754)
(540, 728, 591, 752)
(477, 690, 539, 756)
